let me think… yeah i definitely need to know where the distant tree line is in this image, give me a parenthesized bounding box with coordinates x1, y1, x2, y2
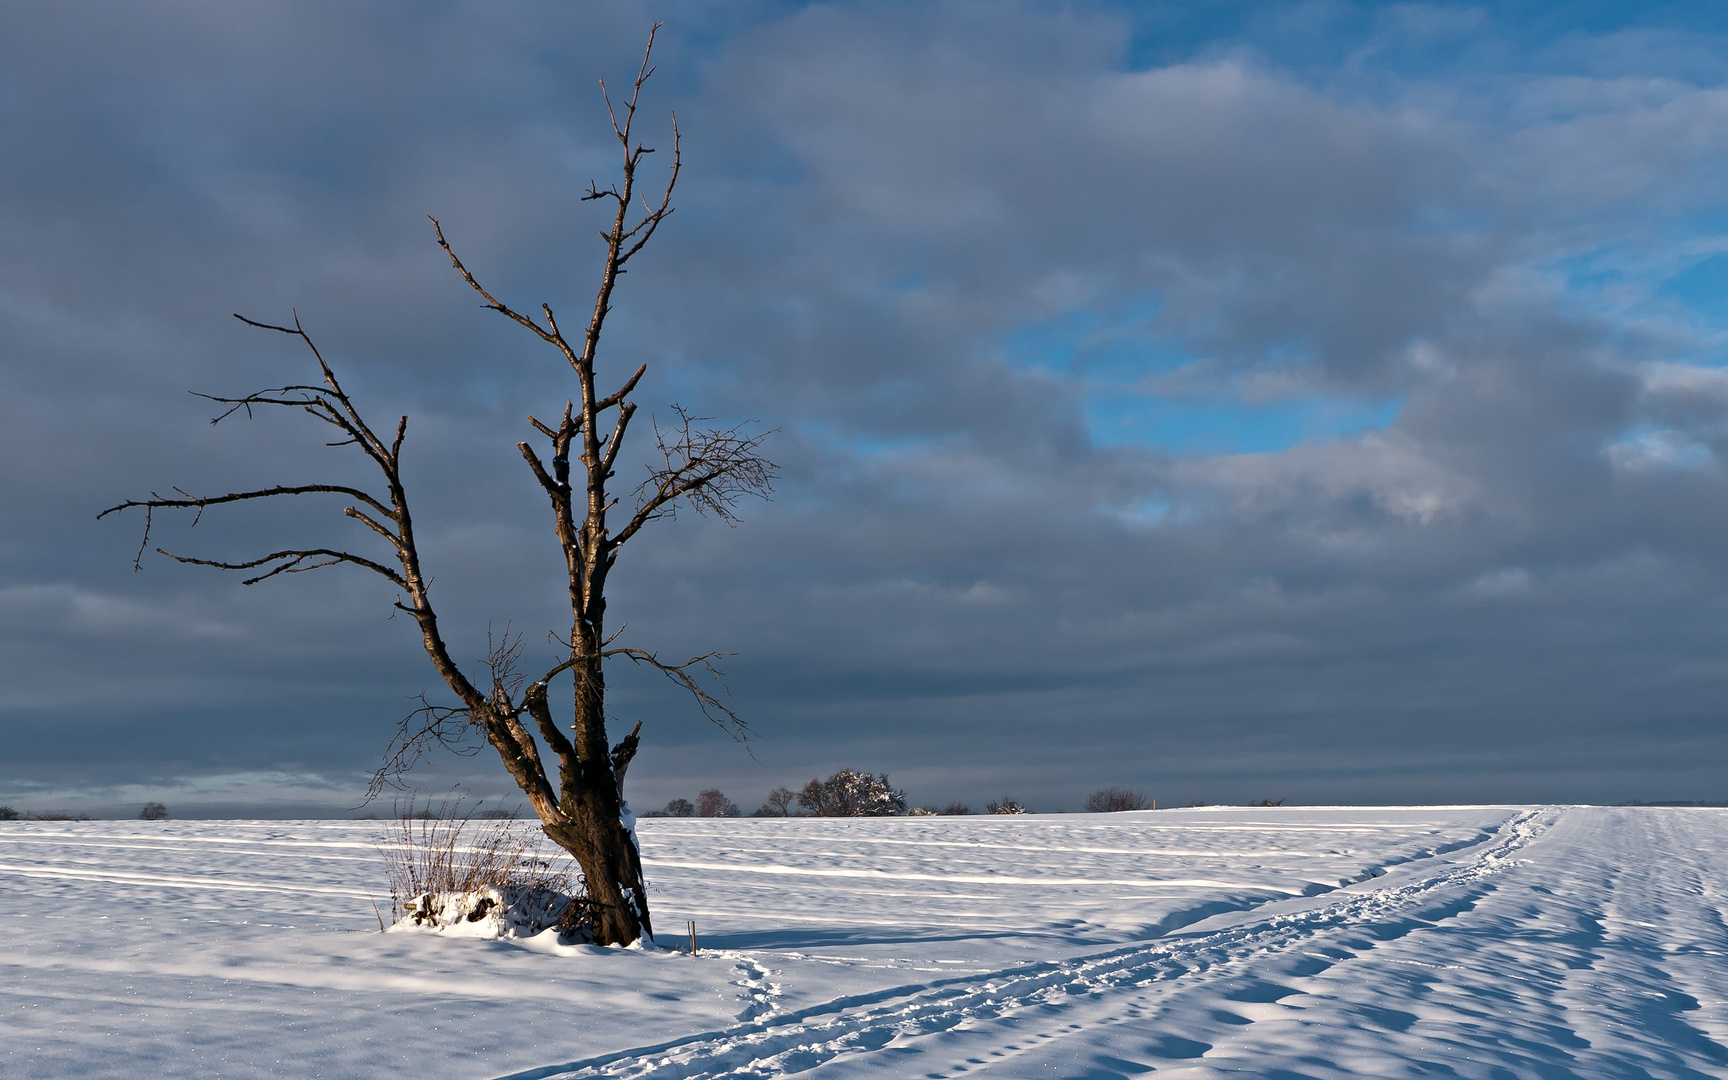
(643, 771, 910, 818)
(0, 789, 1285, 823)
(0, 806, 98, 821)
(634, 777, 1276, 818)
(0, 802, 171, 821)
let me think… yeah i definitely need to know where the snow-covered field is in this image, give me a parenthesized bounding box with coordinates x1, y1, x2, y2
(5, 806, 1727, 1078)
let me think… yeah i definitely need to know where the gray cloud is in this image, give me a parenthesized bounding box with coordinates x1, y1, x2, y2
(4, 2, 1728, 816)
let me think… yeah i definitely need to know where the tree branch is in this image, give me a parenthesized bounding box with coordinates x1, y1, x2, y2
(429, 217, 560, 346)
(343, 505, 405, 549)
(518, 441, 561, 498)
(100, 483, 397, 532)
(616, 112, 679, 269)
(603, 646, 750, 741)
(522, 679, 577, 771)
(595, 364, 648, 413)
(227, 313, 400, 473)
(610, 719, 643, 798)
(611, 406, 777, 549)
(598, 401, 638, 480)
(156, 546, 409, 588)
(367, 694, 485, 802)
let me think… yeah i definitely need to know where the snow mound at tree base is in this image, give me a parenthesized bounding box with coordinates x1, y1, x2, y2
(391, 884, 592, 943)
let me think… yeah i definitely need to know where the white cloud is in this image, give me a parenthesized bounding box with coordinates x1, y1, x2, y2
(0, 583, 238, 640)
(1181, 430, 1481, 527)
(1604, 427, 1713, 472)
(1462, 567, 1534, 600)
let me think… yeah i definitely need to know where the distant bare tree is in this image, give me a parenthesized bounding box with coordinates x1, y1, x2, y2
(1084, 787, 1148, 813)
(940, 802, 972, 816)
(695, 789, 740, 818)
(753, 787, 797, 817)
(663, 798, 695, 818)
(99, 27, 773, 947)
(138, 802, 169, 821)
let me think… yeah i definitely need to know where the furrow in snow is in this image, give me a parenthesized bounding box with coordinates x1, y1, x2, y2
(0, 861, 378, 898)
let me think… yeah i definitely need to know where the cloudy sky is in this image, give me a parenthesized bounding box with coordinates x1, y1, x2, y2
(5, 1, 1728, 816)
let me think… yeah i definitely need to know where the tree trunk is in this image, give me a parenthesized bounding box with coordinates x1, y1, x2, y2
(543, 795, 648, 946)
(535, 650, 650, 946)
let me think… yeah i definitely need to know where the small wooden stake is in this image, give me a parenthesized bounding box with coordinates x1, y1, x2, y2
(688, 919, 698, 956)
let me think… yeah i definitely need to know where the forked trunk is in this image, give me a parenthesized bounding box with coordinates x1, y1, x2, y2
(543, 794, 648, 946)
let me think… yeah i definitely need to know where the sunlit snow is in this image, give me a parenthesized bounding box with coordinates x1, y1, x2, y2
(4, 806, 1726, 1078)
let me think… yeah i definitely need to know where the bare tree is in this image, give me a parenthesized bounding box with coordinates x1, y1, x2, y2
(753, 786, 797, 817)
(695, 789, 739, 818)
(99, 27, 773, 947)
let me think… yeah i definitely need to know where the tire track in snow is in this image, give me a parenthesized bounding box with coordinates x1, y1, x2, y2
(493, 809, 1549, 1080)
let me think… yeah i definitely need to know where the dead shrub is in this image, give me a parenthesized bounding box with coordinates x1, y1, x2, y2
(378, 793, 585, 934)
(1084, 787, 1149, 813)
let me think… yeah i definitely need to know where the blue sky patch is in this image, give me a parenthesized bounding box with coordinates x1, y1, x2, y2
(1658, 252, 1728, 318)
(1086, 390, 1403, 456)
(1003, 303, 1400, 455)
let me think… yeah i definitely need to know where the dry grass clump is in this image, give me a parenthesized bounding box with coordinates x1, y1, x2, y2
(377, 794, 580, 923)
